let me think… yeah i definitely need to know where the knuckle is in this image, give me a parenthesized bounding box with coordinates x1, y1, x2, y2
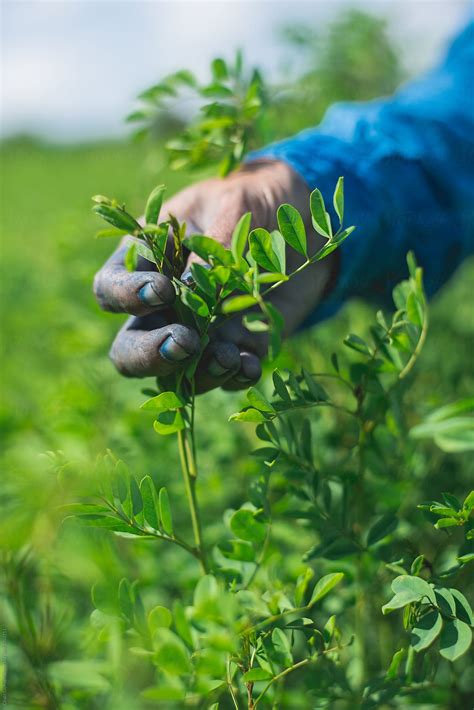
(93, 269, 110, 310)
(108, 339, 132, 377)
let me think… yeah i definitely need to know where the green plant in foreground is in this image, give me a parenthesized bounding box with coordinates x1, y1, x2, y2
(76, 160, 473, 706)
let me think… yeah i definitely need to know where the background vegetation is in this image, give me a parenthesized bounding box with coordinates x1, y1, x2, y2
(1, 11, 473, 708)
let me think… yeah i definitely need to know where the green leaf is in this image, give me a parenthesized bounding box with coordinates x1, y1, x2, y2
(302, 368, 329, 401)
(367, 514, 398, 546)
(95, 228, 129, 239)
(229, 409, 266, 423)
(333, 176, 344, 225)
(141, 391, 184, 412)
(145, 184, 166, 225)
(430, 505, 457, 516)
(309, 189, 332, 238)
(411, 610, 442, 652)
(344, 333, 372, 356)
(435, 588, 457, 617)
(386, 648, 406, 680)
(406, 291, 423, 327)
(218, 539, 255, 562)
(271, 230, 286, 274)
(249, 228, 281, 272)
(382, 592, 421, 615)
(428, 399, 474, 423)
(243, 314, 269, 332)
(48, 661, 110, 692)
(439, 618, 472, 661)
(435, 517, 460, 529)
(148, 605, 172, 632)
(92, 204, 140, 233)
(230, 509, 266, 543)
(309, 573, 344, 606)
(159, 488, 173, 535)
(200, 82, 233, 98)
(134, 239, 156, 264)
(91, 582, 119, 616)
(183, 235, 232, 265)
(442, 492, 462, 510)
(247, 387, 275, 413)
(411, 555, 425, 576)
(294, 568, 314, 607)
(211, 57, 228, 81)
(315, 226, 355, 260)
(231, 212, 252, 261)
(181, 289, 210, 317)
(62, 503, 110, 517)
(92, 194, 112, 205)
(194, 575, 219, 611)
(463, 490, 474, 512)
(153, 410, 185, 435)
(256, 272, 287, 284)
(392, 575, 436, 604)
(271, 628, 293, 666)
(124, 242, 137, 272)
(173, 601, 193, 648)
(242, 668, 272, 682)
(140, 476, 159, 530)
(383, 575, 437, 614)
(450, 588, 474, 625)
(272, 371, 291, 404)
(410, 417, 474, 453)
(75, 517, 137, 534)
(458, 553, 474, 564)
(154, 629, 192, 675)
(130, 476, 142, 516)
(277, 204, 307, 256)
(189, 264, 214, 299)
(118, 578, 134, 619)
(221, 294, 258, 314)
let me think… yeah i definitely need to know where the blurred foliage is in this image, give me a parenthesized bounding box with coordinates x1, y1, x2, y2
(1, 9, 473, 709)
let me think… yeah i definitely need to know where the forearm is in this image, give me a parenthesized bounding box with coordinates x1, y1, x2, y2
(247, 20, 474, 324)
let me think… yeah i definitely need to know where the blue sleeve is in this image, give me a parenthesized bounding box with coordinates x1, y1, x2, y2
(248, 20, 474, 325)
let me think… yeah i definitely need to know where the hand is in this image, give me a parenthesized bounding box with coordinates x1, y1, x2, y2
(93, 160, 336, 392)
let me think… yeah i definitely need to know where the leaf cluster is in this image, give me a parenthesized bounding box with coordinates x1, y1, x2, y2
(382, 574, 473, 662)
(126, 52, 268, 176)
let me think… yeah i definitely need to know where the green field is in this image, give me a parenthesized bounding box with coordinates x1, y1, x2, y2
(1, 135, 473, 707)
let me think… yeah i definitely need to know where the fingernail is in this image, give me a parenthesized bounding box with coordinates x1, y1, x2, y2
(139, 282, 163, 306)
(181, 270, 194, 287)
(207, 356, 230, 378)
(159, 336, 192, 362)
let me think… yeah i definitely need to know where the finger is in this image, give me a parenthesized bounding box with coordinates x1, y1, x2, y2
(94, 242, 175, 316)
(222, 351, 262, 391)
(109, 317, 200, 378)
(194, 340, 241, 394)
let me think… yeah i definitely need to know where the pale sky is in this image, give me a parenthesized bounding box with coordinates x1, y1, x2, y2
(1, 0, 470, 141)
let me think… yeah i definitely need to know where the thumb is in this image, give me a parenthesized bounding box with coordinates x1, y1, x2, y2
(181, 195, 247, 284)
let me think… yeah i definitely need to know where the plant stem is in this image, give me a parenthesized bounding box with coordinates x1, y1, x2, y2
(398, 311, 429, 379)
(177, 425, 209, 574)
(105, 500, 200, 560)
(253, 659, 310, 707)
(227, 656, 240, 709)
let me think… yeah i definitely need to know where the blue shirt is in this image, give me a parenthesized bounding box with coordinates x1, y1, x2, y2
(249, 20, 474, 325)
